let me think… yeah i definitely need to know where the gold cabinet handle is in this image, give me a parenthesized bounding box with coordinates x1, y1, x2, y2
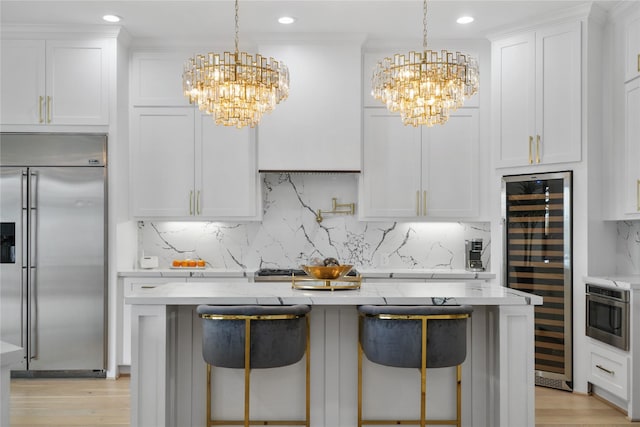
(528, 136, 533, 164)
(196, 190, 201, 215)
(416, 190, 420, 216)
(189, 190, 194, 215)
(38, 96, 44, 123)
(46, 96, 52, 123)
(423, 190, 427, 216)
(536, 134, 541, 163)
(637, 53, 640, 73)
(596, 364, 615, 375)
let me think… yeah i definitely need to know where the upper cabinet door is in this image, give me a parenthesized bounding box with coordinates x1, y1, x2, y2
(625, 11, 640, 83)
(1, 39, 109, 126)
(131, 52, 191, 106)
(625, 79, 640, 216)
(361, 109, 422, 219)
(423, 109, 480, 218)
(46, 40, 110, 125)
(0, 40, 46, 125)
(131, 107, 196, 218)
(535, 21, 582, 166)
(492, 32, 536, 167)
(493, 21, 581, 168)
(257, 41, 361, 172)
(196, 113, 260, 220)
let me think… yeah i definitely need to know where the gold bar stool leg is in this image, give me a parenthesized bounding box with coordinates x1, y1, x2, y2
(244, 318, 251, 427)
(420, 317, 427, 427)
(305, 315, 311, 427)
(456, 364, 462, 427)
(357, 339, 363, 427)
(207, 364, 212, 426)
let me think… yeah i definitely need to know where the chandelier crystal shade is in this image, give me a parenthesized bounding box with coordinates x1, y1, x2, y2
(371, 0, 479, 127)
(182, 0, 289, 129)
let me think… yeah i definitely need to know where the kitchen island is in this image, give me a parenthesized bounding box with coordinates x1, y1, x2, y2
(126, 281, 541, 427)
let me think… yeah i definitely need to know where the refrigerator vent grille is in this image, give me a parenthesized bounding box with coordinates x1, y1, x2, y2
(535, 375, 572, 391)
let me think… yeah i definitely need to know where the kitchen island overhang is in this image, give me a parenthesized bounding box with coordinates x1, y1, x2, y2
(126, 281, 541, 427)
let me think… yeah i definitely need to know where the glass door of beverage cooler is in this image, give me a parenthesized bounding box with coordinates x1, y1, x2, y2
(502, 171, 572, 391)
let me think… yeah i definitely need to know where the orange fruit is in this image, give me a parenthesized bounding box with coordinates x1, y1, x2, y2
(196, 259, 205, 267)
(172, 260, 181, 267)
(188, 259, 197, 267)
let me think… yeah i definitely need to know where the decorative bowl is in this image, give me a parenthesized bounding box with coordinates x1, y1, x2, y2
(302, 264, 353, 280)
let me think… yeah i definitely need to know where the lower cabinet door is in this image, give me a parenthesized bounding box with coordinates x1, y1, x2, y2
(587, 340, 629, 400)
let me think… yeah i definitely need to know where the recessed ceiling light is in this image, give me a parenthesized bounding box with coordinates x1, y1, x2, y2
(456, 16, 474, 25)
(102, 15, 121, 23)
(278, 16, 295, 25)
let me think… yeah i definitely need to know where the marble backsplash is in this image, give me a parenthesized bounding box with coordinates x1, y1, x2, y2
(616, 221, 640, 274)
(138, 173, 491, 271)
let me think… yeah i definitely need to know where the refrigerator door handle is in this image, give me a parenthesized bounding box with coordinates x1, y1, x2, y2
(28, 170, 39, 360)
(20, 171, 28, 350)
(29, 266, 37, 360)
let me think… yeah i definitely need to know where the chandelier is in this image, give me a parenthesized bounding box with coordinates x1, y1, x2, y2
(182, 0, 289, 128)
(371, 0, 479, 127)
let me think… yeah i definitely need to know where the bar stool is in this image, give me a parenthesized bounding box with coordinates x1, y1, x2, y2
(197, 304, 311, 427)
(357, 305, 473, 427)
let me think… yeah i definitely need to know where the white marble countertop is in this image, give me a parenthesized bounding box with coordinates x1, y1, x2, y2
(584, 275, 640, 290)
(118, 268, 247, 278)
(118, 268, 496, 280)
(358, 268, 495, 280)
(124, 281, 541, 306)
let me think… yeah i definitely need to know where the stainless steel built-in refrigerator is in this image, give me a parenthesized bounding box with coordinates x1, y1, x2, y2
(502, 171, 572, 391)
(0, 133, 106, 376)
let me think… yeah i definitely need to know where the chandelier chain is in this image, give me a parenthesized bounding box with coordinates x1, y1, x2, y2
(423, 0, 428, 51)
(234, 0, 239, 54)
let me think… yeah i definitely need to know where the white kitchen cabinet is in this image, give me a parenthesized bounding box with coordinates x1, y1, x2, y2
(120, 275, 248, 367)
(256, 41, 361, 172)
(624, 9, 640, 83)
(1, 39, 109, 125)
(196, 113, 259, 219)
(587, 339, 629, 401)
(120, 278, 187, 367)
(131, 107, 260, 220)
(360, 108, 479, 220)
(131, 107, 195, 217)
(131, 51, 190, 106)
(492, 21, 581, 167)
(624, 78, 640, 216)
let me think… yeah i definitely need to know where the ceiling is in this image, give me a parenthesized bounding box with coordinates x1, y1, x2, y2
(0, 0, 620, 45)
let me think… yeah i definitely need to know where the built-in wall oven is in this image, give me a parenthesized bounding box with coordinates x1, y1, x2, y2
(586, 284, 630, 351)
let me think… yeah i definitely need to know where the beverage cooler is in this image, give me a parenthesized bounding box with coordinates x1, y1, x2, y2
(502, 171, 572, 391)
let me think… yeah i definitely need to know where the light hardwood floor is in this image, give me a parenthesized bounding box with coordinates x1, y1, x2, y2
(9, 378, 638, 426)
(10, 377, 130, 426)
